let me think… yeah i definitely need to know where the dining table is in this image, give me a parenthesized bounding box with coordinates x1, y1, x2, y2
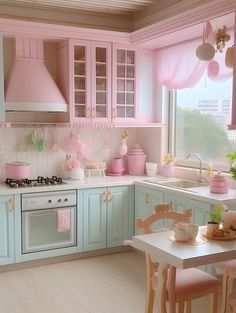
(132, 226, 236, 313)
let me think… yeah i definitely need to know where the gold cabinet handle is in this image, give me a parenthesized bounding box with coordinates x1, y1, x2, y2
(107, 191, 112, 203)
(7, 197, 14, 212)
(102, 191, 107, 202)
(145, 193, 150, 204)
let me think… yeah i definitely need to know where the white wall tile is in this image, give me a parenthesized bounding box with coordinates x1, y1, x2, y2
(0, 126, 163, 180)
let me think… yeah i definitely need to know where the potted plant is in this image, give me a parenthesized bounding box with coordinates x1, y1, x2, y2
(207, 202, 222, 234)
(162, 154, 175, 177)
(226, 152, 236, 180)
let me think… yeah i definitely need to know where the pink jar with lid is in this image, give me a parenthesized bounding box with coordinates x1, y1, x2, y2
(127, 144, 147, 175)
(210, 171, 230, 194)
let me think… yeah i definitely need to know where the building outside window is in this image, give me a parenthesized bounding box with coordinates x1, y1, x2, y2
(172, 76, 234, 171)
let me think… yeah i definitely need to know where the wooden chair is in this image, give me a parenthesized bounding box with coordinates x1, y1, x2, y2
(137, 203, 220, 313)
(215, 260, 236, 313)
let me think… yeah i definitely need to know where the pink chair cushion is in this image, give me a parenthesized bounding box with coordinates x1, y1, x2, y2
(152, 268, 219, 295)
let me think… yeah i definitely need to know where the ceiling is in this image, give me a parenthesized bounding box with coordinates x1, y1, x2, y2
(0, 0, 232, 34)
(0, 0, 155, 15)
(0, 0, 208, 32)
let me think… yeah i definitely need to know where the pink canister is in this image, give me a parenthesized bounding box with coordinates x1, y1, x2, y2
(127, 144, 147, 175)
(210, 171, 230, 194)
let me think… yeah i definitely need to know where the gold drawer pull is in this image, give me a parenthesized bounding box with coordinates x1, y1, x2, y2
(7, 197, 14, 212)
(145, 194, 150, 204)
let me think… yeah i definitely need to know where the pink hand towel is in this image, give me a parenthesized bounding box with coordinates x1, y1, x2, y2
(57, 208, 71, 232)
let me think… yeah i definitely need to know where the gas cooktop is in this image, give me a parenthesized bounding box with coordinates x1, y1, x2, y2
(5, 176, 66, 188)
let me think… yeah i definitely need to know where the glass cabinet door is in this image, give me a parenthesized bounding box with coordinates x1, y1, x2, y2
(91, 42, 111, 122)
(114, 48, 136, 120)
(72, 41, 91, 121)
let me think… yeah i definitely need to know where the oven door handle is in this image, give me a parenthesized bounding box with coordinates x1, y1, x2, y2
(23, 209, 56, 217)
(22, 207, 75, 215)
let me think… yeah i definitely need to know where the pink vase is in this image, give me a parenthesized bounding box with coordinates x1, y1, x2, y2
(162, 164, 174, 177)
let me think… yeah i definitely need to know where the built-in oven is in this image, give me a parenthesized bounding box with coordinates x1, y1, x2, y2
(21, 190, 77, 254)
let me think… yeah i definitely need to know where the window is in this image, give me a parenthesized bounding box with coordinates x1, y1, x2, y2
(171, 76, 235, 171)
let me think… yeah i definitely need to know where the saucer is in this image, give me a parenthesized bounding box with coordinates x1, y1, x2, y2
(106, 172, 126, 176)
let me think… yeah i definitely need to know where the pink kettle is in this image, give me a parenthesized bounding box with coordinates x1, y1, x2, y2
(210, 171, 230, 194)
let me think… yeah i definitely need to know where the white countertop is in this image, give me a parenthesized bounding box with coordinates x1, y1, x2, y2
(135, 179, 236, 205)
(0, 175, 143, 195)
(0, 175, 236, 205)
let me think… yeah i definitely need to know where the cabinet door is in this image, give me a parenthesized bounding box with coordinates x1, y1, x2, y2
(112, 45, 136, 123)
(91, 41, 111, 123)
(0, 195, 14, 265)
(165, 193, 210, 226)
(135, 186, 164, 234)
(165, 193, 189, 213)
(189, 199, 210, 226)
(106, 186, 134, 248)
(83, 188, 106, 251)
(71, 40, 91, 122)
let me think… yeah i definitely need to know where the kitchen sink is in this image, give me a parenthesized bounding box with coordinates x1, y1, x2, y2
(158, 180, 208, 188)
(144, 179, 209, 190)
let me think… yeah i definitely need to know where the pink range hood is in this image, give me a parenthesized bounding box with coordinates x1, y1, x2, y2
(5, 37, 67, 112)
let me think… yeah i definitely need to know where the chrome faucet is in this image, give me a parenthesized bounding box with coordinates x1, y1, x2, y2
(186, 153, 203, 182)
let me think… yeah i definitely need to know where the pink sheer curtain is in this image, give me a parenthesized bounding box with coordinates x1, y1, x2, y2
(156, 39, 208, 90)
(156, 37, 233, 89)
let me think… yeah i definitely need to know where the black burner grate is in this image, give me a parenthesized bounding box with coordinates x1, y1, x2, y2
(5, 176, 65, 188)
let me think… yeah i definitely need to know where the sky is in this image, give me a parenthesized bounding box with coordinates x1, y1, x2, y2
(177, 76, 232, 108)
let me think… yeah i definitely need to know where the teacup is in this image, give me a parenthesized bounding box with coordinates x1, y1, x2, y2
(187, 224, 199, 240)
(174, 222, 198, 241)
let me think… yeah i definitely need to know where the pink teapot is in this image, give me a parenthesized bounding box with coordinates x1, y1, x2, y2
(210, 171, 230, 194)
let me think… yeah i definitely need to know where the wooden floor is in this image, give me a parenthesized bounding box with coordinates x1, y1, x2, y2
(0, 251, 223, 313)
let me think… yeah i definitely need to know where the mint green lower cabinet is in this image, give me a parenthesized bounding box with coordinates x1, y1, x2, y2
(83, 186, 134, 251)
(165, 193, 210, 226)
(83, 188, 107, 251)
(0, 195, 14, 265)
(107, 186, 134, 248)
(135, 186, 164, 234)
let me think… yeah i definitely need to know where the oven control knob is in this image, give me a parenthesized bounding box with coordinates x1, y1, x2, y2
(48, 200, 52, 203)
(64, 198, 68, 202)
(58, 199, 62, 202)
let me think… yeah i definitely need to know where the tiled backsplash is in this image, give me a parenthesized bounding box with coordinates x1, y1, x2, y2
(0, 127, 139, 180)
(0, 126, 163, 181)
